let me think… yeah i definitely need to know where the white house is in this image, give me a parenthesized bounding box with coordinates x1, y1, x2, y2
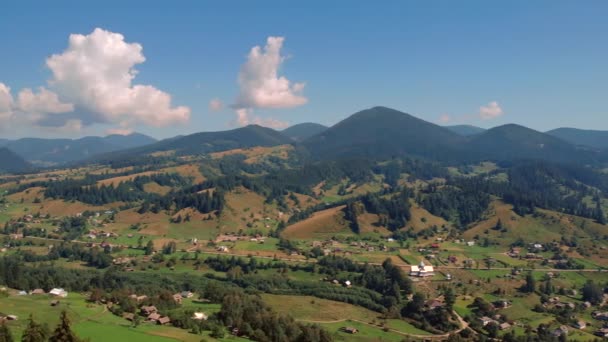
(193, 312, 208, 320)
(49, 288, 68, 298)
(410, 261, 435, 277)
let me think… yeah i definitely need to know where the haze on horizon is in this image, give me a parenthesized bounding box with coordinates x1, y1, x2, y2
(0, 0, 606, 140)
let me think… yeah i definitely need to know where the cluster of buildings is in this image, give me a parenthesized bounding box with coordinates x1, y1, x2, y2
(122, 291, 202, 326)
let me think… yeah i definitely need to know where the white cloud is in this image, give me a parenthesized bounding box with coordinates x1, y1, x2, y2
(45, 28, 190, 128)
(209, 98, 223, 112)
(16, 87, 74, 115)
(252, 116, 289, 129)
(234, 108, 251, 126)
(438, 114, 451, 124)
(106, 127, 134, 136)
(0, 83, 14, 125)
(479, 101, 503, 120)
(233, 108, 288, 129)
(235, 36, 307, 109)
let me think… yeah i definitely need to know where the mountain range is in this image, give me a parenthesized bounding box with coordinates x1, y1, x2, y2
(0, 147, 31, 173)
(445, 125, 486, 136)
(0, 133, 156, 166)
(3, 106, 608, 172)
(281, 123, 328, 141)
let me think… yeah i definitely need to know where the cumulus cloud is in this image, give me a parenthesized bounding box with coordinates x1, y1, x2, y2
(45, 28, 190, 128)
(233, 108, 288, 129)
(0, 83, 14, 125)
(209, 98, 223, 112)
(479, 101, 503, 120)
(17, 87, 74, 115)
(230, 37, 302, 130)
(106, 127, 134, 136)
(235, 36, 307, 109)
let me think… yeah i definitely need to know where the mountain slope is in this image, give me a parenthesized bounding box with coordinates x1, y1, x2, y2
(303, 106, 466, 161)
(282, 123, 328, 141)
(445, 125, 486, 136)
(99, 125, 294, 159)
(546, 128, 608, 150)
(0, 147, 32, 173)
(467, 124, 595, 163)
(4, 133, 157, 166)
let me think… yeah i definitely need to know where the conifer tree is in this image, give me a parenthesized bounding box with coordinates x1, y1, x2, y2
(49, 311, 79, 342)
(21, 315, 49, 342)
(0, 323, 14, 342)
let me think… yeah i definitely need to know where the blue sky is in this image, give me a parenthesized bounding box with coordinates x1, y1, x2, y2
(0, 0, 606, 139)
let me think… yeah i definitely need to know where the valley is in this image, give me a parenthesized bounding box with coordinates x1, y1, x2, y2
(0, 107, 607, 342)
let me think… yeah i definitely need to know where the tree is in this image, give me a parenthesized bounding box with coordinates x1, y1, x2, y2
(582, 280, 603, 305)
(144, 240, 155, 255)
(521, 272, 536, 293)
(444, 287, 456, 311)
(21, 315, 49, 342)
(0, 323, 14, 342)
(49, 311, 80, 342)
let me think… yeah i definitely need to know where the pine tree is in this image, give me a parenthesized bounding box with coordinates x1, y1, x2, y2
(0, 323, 14, 342)
(21, 315, 49, 342)
(144, 240, 155, 255)
(49, 311, 79, 342)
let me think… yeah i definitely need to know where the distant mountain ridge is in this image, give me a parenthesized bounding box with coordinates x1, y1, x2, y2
(465, 124, 595, 163)
(302, 106, 600, 164)
(0, 147, 32, 173)
(303, 106, 466, 161)
(445, 125, 486, 136)
(93, 125, 294, 162)
(282, 123, 328, 141)
(546, 128, 608, 150)
(0, 133, 157, 166)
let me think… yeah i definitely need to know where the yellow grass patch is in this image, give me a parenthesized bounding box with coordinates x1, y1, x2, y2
(406, 204, 450, 232)
(143, 182, 172, 195)
(282, 206, 349, 239)
(7, 187, 45, 202)
(161, 164, 206, 183)
(210, 145, 293, 164)
(97, 171, 159, 187)
(36, 200, 109, 216)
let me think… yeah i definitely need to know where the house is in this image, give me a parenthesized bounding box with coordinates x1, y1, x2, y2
(6, 315, 18, 321)
(595, 328, 608, 337)
(173, 294, 183, 304)
(30, 288, 45, 295)
(193, 312, 208, 320)
(157, 316, 171, 325)
(342, 327, 359, 334)
(129, 294, 148, 302)
(573, 320, 586, 330)
(479, 316, 496, 327)
(592, 311, 608, 321)
(180, 291, 194, 298)
(499, 322, 512, 330)
(344, 280, 352, 287)
(147, 313, 161, 322)
(493, 300, 512, 309)
(466, 241, 475, 247)
(141, 306, 158, 315)
(122, 313, 135, 321)
(49, 288, 68, 298)
(553, 325, 569, 337)
(217, 246, 230, 253)
(425, 299, 445, 310)
(410, 261, 435, 277)
(50, 300, 60, 307)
